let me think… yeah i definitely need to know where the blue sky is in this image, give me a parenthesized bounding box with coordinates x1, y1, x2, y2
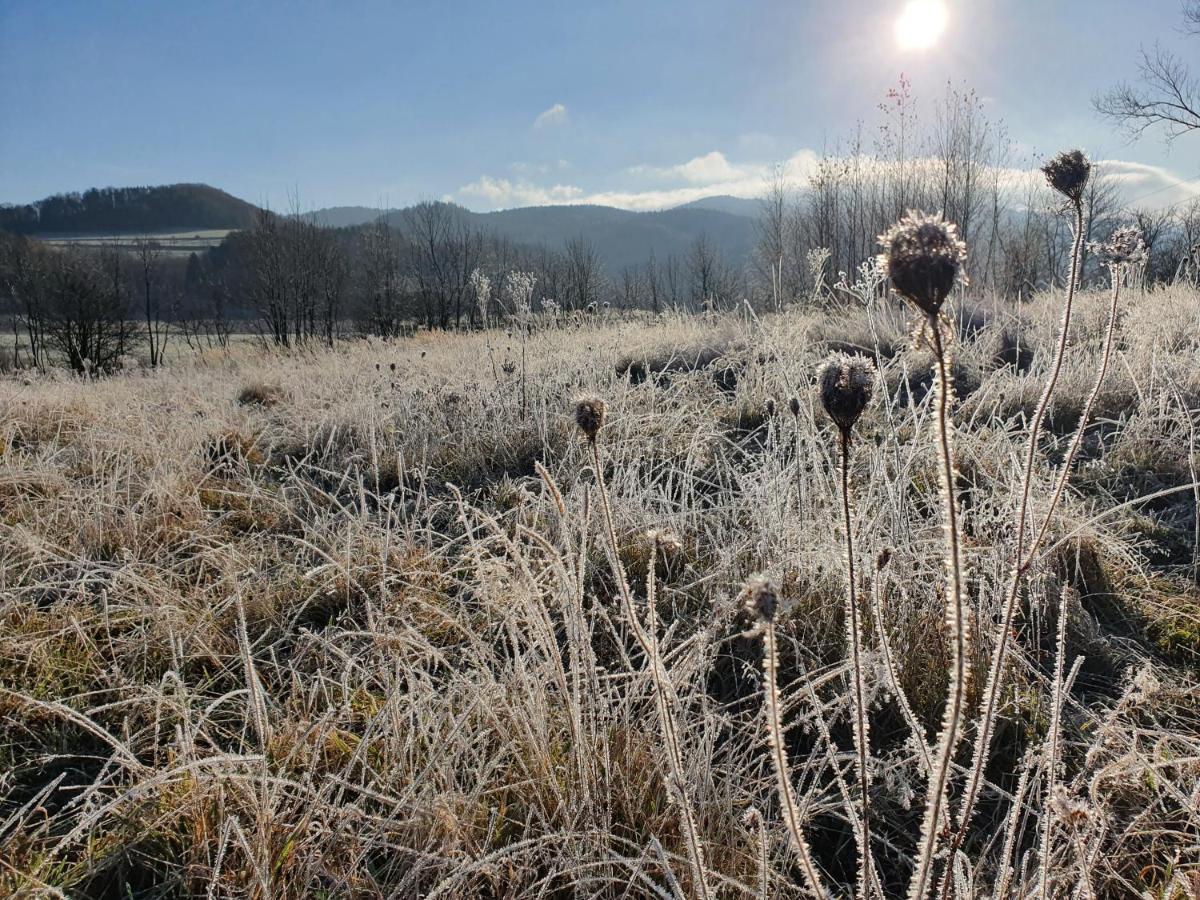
(1, 0, 1198, 211)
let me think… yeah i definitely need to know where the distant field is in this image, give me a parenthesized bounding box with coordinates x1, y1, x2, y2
(35, 228, 235, 255)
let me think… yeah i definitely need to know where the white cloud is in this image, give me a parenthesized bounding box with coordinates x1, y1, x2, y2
(457, 175, 583, 207)
(630, 150, 743, 184)
(533, 103, 568, 129)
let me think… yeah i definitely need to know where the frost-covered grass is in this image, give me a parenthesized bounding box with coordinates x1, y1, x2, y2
(1, 288, 1198, 898)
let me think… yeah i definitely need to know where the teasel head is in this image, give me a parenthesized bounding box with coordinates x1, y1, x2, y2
(1042, 149, 1091, 204)
(819, 353, 876, 436)
(573, 396, 606, 443)
(788, 396, 801, 418)
(877, 211, 967, 317)
(741, 574, 778, 625)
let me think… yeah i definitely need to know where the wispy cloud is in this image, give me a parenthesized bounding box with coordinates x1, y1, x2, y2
(511, 159, 571, 175)
(459, 149, 820, 211)
(1098, 159, 1200, 208)
(533, 103, 568, 129)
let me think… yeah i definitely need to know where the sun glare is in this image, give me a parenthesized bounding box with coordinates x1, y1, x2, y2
(895, 0, 949, 51)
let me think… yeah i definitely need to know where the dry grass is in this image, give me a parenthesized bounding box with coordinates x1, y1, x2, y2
(1, 291, 1198, 898)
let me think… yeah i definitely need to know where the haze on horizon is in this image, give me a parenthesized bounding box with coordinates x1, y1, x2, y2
(1, 0, 1198, 213)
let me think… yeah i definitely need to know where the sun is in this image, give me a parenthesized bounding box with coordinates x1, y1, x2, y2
(895, 0, 949, 51)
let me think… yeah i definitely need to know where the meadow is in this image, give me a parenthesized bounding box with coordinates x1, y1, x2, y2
(36, 230, 234, 257)
(2, 255, 1199, 896)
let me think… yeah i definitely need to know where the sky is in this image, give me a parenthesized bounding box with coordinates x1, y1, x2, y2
(1, 0, 1198, 213)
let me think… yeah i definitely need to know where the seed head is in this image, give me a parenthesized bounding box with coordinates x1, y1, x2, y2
(741, 574, 778, 624)
(788, 396, 801, 418)
(1041, 149, 1091, 204)
(574, 396, 606, 441)
(819, 354, 876, 433)
(765, 397, 776, 417)
(1092, 225, 1147, 268)
(1049, 787, 1092, 829)
(878, 211, 967, 316)
(646, 528, 683, 554)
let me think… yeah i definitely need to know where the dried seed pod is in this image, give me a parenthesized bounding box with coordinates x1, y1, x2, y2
(819, 354, 876, 433)
(741, 574, 778, 624)
(646, 528, 682, 554)
(1092, 225, 1147, 268)
(1042, 149, 1091, 203)
(878, 211, 967, 317)
(573, 397, 606, 441)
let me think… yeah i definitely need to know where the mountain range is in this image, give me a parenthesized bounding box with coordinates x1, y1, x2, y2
(2, 185, 760, 271)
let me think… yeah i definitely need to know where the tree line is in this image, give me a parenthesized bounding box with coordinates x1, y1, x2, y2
(0, 201, 746, 372)
(0, 184, 259, 236)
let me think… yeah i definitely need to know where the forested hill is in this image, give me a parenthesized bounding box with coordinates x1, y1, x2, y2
(0, 184, 260, 235)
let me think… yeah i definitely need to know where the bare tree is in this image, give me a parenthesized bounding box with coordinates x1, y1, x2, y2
(688, 233, 729, 309)
(42, 248, 137, 374)
(562, 236, 604, 310)
(618, 265, 644, 310)
(1134, 206, 1179, 282)
(1078, 164, 1124, 281)
(0, 232, 49, 368)
(1095, 40, 1200, 142)
(134, 238, 171, 366)
(754, 165, 792, 309)
(356, 219, 405, 337)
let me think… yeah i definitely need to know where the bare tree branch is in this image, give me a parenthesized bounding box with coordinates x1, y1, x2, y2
(1185, 0, 1200, 34)
(1095, 42, 1200, 142)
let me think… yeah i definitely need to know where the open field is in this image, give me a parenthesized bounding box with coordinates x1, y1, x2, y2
(35, 229, 234, 257)
(1, 287, 1199, 898)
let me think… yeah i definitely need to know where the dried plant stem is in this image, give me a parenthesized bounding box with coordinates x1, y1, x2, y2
(1069, 826, 1096, 900)
(1029, 266, 1123, 555)
(1037, 597, 1070, 900)
(994, 753, 1035, 900)
(871, 575, 935, 774)
(589, 440, 712, 900)
(951, 201, 1085, 853)
(761, 618, 829, 899)
(907, 315, 969, 900)
(838, 427, 873, 900)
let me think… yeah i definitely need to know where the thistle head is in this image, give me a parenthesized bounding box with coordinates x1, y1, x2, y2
(819, 354, 876, 434)
(1093, 225, 1147, 268)
(1042, 149, 1091, 204)
(573, 396, 606, 442)
(877, 211, 967, 316)
(741, 574, 778, 625)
